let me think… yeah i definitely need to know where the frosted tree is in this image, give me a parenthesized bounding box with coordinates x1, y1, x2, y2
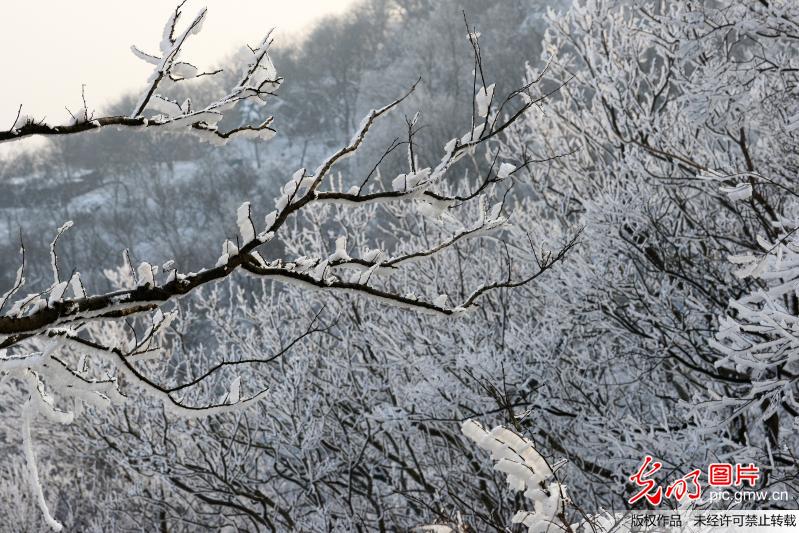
(495, 0, 799, 509)
(0, 3, 574, 530)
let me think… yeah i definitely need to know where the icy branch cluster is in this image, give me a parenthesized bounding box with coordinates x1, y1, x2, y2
(712, 225, 799, 420)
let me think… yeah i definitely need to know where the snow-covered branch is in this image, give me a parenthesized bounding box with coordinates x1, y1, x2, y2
(1, 2, 279, 145)
(461, 420, 572, 533)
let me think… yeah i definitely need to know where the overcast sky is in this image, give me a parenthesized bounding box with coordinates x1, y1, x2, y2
(0, 1, 355, 154)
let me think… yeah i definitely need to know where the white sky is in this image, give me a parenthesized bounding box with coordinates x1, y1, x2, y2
(0, 1, 355, 153)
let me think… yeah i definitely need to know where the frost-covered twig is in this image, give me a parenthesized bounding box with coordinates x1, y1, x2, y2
(1, 3, 279, 145)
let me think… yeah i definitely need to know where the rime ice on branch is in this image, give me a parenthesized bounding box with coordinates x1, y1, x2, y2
(2, 2, 279, 144)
